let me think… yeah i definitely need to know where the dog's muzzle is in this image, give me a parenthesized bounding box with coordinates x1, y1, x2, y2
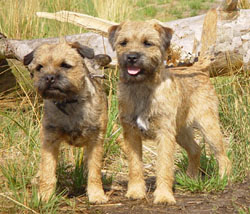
(124, 52, 142, 76)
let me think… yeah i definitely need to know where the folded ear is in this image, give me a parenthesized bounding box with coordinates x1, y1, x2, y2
(154, 24, 173, 51)
(23, 50, 35, 78)
(108, 24, 121, 50)
(23, 50, 34, 66)
(71, 42, 95, 59)
(94, 54, 112, 67)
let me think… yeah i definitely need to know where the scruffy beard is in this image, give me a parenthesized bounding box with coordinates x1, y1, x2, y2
(39, 88, 69, 100)
(118, 52, 162, 83)
(34, 75, 77, 100)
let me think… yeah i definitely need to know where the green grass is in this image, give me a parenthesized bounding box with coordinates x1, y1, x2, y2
(175, 147, 229, 193)
(214, 74, 250, 182)
(0, 0, 249, 213)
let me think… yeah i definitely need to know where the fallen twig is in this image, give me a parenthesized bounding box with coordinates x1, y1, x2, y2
(0, 193, 39, 214)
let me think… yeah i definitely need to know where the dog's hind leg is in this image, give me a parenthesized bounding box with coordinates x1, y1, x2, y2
(195, 110, 231, 178)
(176, 126, 201, 178)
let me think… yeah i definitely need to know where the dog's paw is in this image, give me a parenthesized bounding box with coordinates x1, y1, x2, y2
(38, 188, 54, 202)
(153, 189, 176, 205)
(38, 180, 56, 202)
(219, 156, 232, 179)
(88, 191, 108, 204)
(126, 182, 146, 200)
(126, 190, 146, 200)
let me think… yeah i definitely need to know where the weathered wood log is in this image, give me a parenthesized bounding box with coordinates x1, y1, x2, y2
(1, 14, 207, 66)
(0, 32, 116, 62)
(0, 0, 249, 88)
(199, 1, 250, 75)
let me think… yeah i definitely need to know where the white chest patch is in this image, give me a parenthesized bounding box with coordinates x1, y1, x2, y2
(165, 78, 172, 88)
(136, 116, 149, 131)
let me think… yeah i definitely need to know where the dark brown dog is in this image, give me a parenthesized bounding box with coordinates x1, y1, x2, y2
(108, 20, 231, 204)
(24, 39, 111, 203)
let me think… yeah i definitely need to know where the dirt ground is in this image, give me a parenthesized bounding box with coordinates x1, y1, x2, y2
(58, 176, 249, 214)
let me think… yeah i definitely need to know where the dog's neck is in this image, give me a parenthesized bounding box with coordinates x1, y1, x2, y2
(53, 99, 79, 115)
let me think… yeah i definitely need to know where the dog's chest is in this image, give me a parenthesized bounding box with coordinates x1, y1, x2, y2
(119, 85, 149, 117)
(43, 101, 99, 142)
(119, 80, 177, 138)
(119, 84, 158, 137)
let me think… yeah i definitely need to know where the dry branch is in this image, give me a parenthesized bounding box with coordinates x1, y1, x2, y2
(36, 11, 116, 37)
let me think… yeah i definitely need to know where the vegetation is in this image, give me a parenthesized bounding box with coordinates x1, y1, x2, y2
(0, 0, 249, 213)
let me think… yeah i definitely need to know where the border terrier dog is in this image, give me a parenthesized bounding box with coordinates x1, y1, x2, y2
(23, 40, 111, 203)
(108, 21, 231, 204)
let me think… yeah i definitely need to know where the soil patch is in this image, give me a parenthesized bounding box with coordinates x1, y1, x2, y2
(58, 177, 249, 214)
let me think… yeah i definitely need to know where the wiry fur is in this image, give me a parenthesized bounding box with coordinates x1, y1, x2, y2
(24, 40, 111, 204)
(108, 21, 231, 204)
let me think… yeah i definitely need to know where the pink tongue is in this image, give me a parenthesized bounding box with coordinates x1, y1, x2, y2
(127, 67, 141, 75)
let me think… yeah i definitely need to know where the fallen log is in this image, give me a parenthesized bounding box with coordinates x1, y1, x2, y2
(0, 0, 249, 86)
(0, 32, 116, 62)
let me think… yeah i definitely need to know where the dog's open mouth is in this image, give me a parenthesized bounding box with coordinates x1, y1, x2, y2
(127, 67, 141, 76)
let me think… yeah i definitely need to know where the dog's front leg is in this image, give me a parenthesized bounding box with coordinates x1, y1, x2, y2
(86, 137, 108, 204)
(39, 133, 61, 201)
(154, 130, 176, 205)
(123, 124, 146, 200)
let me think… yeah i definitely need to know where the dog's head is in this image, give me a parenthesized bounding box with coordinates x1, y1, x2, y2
(24, 40, 111, 100)
(108, 20, 173, 83)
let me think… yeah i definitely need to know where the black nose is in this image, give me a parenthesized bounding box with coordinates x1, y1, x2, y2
(127, 53, 140, 64)
(45, 75, 55, 83)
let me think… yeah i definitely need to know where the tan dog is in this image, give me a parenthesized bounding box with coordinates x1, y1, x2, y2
(108, 21, 231, 204)
(24, 40, 111, 203)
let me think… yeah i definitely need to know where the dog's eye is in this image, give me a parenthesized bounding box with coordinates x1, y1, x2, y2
(119, 40, 127, 47)
(60, 62, 72, 69)
(143, 40, 153, 47)
(36, 64, 43, 72)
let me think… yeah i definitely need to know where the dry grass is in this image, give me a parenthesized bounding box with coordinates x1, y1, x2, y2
(0, 0, 41, 39)
(0, 0, 92, 39)
(238, 0, 250, 9)
(92, 0, 135, 22)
